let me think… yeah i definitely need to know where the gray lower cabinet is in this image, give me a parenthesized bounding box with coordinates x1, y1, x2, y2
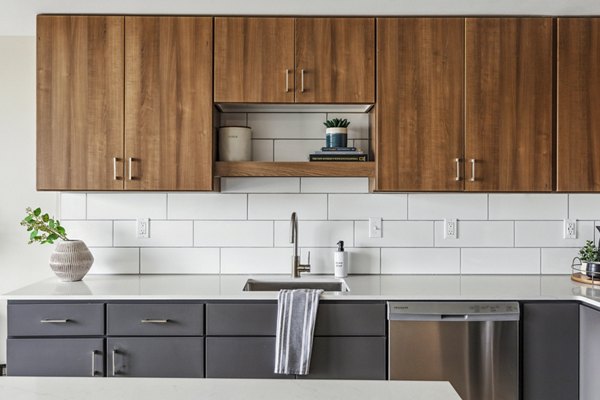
(522, 302, 579, 400)
(7, 338, 104, 377)
(580, 305, 600, 400)
(107, 337, 204, 378)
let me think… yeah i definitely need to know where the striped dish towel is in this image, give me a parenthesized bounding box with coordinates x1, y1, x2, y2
(274, 288, 323, 375)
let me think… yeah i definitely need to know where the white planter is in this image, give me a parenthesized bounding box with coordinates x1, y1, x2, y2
(219, 127, 252, 161)
(49, 240, 94, 282)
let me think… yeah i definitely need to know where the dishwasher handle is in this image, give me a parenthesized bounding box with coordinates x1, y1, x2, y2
(389, 313, 519, 322)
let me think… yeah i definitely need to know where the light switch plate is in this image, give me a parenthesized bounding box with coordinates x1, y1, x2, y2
(137, 218, 150, 239)
(564, 219, 577, 239)
(444, 218, 458, 240)
(369, 217, 382, 238)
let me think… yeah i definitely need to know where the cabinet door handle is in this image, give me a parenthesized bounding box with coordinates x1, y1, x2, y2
(112, 350, 118, 376)
(113, 157, 122, 180)
(91, 350, 97, 377)
(454, 158, 461, 181)
(470, 159, 476, 182)
(141, 319, 169, 324)
(40, 319, 69, 324)
(128, 157, 136, 180)
(285, 69, 290, 93)
(300, 69, 305, 93)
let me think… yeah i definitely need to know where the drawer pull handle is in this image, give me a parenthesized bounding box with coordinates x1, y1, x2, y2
(141, 319, 169, 324)
(112, 349, 119, 376)
(91, 350, 97, 377)
(40, 319, 69, 324)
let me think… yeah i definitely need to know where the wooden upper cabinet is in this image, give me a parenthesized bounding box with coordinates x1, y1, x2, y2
(295, 18, 375, 103)
(375, 18, 464, 191)
(214, 17, 295, 103)
(124, 16, 213, 190)
(557, 18, 600, 192)
(465, 18, 553, 192)
(37, 16, 124, 190)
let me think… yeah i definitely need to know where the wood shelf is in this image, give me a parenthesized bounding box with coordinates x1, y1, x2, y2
(214, 161, 375, 178)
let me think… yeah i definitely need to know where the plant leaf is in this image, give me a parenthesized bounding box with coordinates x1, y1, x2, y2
(33, 208, 41, 217)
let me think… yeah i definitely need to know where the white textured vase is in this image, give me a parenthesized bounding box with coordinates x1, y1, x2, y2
(49, 240, 94, 282)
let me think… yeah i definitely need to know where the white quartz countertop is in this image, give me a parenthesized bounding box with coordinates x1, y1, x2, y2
(4, 274, 600, 308)
(0, 377, 460, 400)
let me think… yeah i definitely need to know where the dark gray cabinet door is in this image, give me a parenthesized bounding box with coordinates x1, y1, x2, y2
(205, 337, 290, 379)
(299, 337, 386, 380)
(581, 305, 600, 400)
(522, 302, 579, 400)
(7, 338, 104, 377)
(107, 337, 204, 378)
(8, 303, 104, 336)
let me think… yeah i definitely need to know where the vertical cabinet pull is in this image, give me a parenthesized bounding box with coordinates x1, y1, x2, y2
(470, 159, 476, 182)
(454, 158, 461, 181)
(300, 69, 305, 93)
(285, 69, 290, 93)
(91, 350, 97, 377)
(112, 349, 118, 376)
(128, 157, 136, 180)
(113, 157, 122, 181)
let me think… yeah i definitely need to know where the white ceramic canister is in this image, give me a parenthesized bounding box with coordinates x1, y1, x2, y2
(219, 127, 252, 161)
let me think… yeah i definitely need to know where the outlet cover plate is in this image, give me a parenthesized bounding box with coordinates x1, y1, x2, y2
(137, 218, 150, 239)
(564, 219, 577, 239)
(369, 217, 382, 238)
(444, 218, 458, 240)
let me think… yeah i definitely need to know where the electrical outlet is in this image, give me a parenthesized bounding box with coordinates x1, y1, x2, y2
(564, 219, 577, 239)
(137, 218, 150, 239)
(444, 218, 458, 239)
(369, 217, 382, 238)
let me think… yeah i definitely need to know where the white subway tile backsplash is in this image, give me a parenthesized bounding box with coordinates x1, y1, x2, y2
(248, 113, 325, 139)
(274, 140, 322, 161)
(408, 194, 488, 220)
(569, 195, 600, 220)
(541, 248, 580, 274)
(221, 178, 300, 193)
(220, 248, 290, 274)
(381, 248, 460, 274)
(301, 178, 369, 193)
(252, 140, 274, 161)
(248, 194, 327, 220)
(88, 248, 139, 274)
(515, 221, 593, 247)
(195, 221, 273, 247)
(220, 113, 247, 127)
(326, 113, 369, 139)
(489, 194, 568, 220)
(141, 248, 219, 274)
(87, 193, 166, 220)
(63, 220, 113, 247)
(434, 221, 513, 247)
(355, 221, 433, 247)
(461, 248, 540, 274)
(60, 193, 86, 220)
(168, 193, 247, 220)
(301, 247, 380, 274)
(114, 220, 193, 247)
(329, 194, 407, 220)
(274, 220, 353, 247)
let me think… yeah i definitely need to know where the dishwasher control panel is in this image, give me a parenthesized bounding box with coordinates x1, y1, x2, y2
(388, 301, 520, 321)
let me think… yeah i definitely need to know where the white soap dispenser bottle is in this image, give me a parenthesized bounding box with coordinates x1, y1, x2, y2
(334, 240, 348, 278)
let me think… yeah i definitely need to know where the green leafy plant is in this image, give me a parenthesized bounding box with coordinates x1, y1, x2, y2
(579, 240, 599, 262)
(20, 207, 68, 245)
(323, 118, 351, 128)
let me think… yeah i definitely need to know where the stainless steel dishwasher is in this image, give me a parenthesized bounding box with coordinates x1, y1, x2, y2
(388, 302, 519, 400)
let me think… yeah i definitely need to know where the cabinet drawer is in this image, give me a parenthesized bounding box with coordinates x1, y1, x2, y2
(206, 337, 290, 379)
(107, 303, 204, 336)
(206, 303, 277, 336)
(8, 303, 104, 337)
(107, 337, 204, 378)
(7, 338, 104, 377)
(315, 303, 386, 336)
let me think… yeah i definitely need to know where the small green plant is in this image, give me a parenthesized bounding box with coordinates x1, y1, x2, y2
(579, 240, 599, 262)
(323, 118, 351, 128)
(20, 207, 68, 245)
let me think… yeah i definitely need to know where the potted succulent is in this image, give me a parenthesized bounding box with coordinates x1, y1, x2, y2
(21, 207, 94, 282)
(323, 118, 351, 148)
(577, 240, 600, 279)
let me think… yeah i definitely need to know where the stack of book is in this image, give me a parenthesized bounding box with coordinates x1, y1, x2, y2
(309, 147, 368, 162)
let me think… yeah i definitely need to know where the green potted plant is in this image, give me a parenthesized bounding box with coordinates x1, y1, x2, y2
(21, 207, 94, 282)
(577, 240, 600, 279)
(323, 118, 351, 148)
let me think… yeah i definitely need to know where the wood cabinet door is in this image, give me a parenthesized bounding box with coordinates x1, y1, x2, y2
(37, 16, 124, 191)
(465, 18, 553, 192)
(295, 18, 375, 103)
(376, 18, 464, 191)
(214, 17, 295, 103)
(125, 17, 213, 190)
(557, 18, 600, 192)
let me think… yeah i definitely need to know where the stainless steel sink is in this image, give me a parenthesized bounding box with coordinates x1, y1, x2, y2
(243, 279, 349, 292)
